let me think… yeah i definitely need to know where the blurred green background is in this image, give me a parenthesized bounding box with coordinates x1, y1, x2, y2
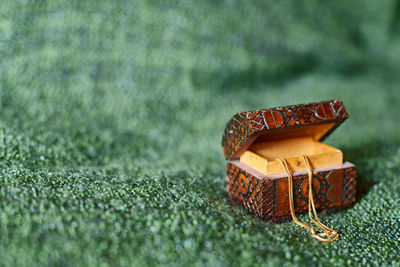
(0, 0, 399, 266)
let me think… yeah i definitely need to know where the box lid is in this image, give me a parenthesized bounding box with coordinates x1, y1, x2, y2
(222, 99, 349, 160)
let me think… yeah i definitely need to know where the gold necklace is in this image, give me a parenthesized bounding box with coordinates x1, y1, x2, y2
(277, 155, 339, 242)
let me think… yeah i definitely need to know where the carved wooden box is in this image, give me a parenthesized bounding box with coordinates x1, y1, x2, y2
(222, 100, 357, 222)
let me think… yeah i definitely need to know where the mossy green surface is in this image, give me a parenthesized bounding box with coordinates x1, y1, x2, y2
(0, 1, 400, 266)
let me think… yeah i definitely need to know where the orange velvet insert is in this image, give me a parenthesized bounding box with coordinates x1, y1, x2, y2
(240, 137, 343, 175)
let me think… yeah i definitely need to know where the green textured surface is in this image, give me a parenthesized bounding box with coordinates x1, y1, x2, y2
(1, 1, 400, 266)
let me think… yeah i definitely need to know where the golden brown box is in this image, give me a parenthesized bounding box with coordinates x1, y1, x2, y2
(222, 100, 357, 222)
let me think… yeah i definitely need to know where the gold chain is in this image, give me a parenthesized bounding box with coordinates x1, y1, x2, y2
(277, 156, 339, 242)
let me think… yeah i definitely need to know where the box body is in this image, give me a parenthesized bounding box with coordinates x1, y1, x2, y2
(226, 161, 356, 222)
(222, 100, 357, 222)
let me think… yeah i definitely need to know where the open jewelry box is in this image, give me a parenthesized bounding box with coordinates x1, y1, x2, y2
(222, 100, 357, 222)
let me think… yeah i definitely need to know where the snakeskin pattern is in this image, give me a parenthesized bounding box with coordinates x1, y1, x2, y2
(226, 162, 357, 221)
(222, 100, 349, 160)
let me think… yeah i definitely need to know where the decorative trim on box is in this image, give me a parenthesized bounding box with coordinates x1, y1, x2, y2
(222, 100, 349, 160)
(226, 162, 356, 222)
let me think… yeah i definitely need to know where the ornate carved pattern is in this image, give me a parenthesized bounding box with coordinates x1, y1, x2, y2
(222, 112, 254, 160)
(226, 163, 276, 219)
(247, 110, 269, 132)
(278, 104, 318, 126)
(343, 167, 357, 206)
(295, 171, 330, 209)
(226, 162, 357, 222)
(222, 100, 349, 160)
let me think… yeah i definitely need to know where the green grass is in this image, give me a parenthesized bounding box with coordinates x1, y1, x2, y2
(0, 0, 400, 266)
